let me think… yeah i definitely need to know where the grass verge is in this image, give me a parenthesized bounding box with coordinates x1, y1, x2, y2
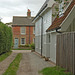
(0, 51, 12, 62)
(3, 53, 22, 75)
(40, 66, 72, 75)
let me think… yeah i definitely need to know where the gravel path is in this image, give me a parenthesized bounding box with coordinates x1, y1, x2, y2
(0, 52, 17, 75)
(12, 50, 31, 53)
(17, 52, 54, 75)
(0, 50, 54, 75)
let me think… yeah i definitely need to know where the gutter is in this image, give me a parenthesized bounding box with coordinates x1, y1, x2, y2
(47, 27, 62, 33)
(56, 28, 62, 33)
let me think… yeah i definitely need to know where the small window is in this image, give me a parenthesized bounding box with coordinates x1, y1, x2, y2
(21, 27, 25, 34)
(21, 38, 25, 45)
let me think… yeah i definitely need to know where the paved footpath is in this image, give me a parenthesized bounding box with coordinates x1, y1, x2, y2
(17, 52, 54, 75)
(0, 52, 17, 75)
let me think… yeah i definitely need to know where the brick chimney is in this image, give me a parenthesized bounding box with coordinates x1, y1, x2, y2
(27, 9, 31, 18)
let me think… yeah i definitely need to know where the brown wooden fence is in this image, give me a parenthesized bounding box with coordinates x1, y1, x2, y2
(56, 32, 75, 75)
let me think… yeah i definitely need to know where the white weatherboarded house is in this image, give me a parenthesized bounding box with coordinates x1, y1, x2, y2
(33, 0, 55, 60)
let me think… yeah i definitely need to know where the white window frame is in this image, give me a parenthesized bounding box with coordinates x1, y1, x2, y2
(21, 27, 25, 35)
(21, 38, 25, 45)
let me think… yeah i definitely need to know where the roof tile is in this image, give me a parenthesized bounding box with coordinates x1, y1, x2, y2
(46, 0, 75, 32)
(12, 16, 35, 26)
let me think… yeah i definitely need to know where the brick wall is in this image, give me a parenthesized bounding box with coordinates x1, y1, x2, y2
(12, 26, 35, 46)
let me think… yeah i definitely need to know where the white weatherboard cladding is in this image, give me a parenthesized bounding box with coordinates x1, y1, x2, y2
(35, 18, 41, 36)
(50, 32, 57, 63)
(35, 9, 52, 36)
(43, 9, 52, 34)
(35, 8, 53, 57)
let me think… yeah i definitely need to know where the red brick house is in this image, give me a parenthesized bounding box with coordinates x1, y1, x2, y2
(12, 9, 35, 48)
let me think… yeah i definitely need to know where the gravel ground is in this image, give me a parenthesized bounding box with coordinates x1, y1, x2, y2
(17, 52, 54, 75)
(12, 50, 31, 53)
(0, 52, 17, 75)
(0, 50, 55, 75)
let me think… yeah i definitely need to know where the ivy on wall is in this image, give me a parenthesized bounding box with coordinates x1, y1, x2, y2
(53, 0, 69, 17)
(0, 22, 12, 54)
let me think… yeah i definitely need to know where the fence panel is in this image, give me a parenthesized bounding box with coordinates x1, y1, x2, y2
(56, 32, 75, 75)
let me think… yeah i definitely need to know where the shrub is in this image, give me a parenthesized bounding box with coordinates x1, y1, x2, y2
(30, 43, 35, 49)
(25, 44, 30, 47)
(19, 44, 30, 47)
(19, 45, 25, 47)
(0, 22, 12, 54)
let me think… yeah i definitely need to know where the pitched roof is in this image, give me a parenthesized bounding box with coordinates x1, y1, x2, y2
(33, 0, 49, 21)
(46, 0, 75, 32)
(12, 16, 35, 26)
(33, 0, 55, 21)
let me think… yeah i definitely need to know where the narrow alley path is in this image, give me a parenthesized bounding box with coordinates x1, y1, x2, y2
(17, 52, 54, 75)
(0, 50, 55, 75)
(0, 52, 17, 75)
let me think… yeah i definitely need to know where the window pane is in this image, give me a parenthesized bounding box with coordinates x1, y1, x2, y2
(21, 38, 25, 44)
(21, 27, 25, 34)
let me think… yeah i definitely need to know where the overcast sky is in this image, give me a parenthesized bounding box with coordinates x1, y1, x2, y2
(0, 0, 46, 23)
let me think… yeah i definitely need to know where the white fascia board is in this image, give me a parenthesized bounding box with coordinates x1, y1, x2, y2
(46, 30, 56, 34)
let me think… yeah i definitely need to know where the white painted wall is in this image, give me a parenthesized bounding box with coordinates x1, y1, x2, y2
(50, 32, 57, 63)
(43, 9, 52, 34)
(35, 8, 52, 57)
(35, 18, 41, 36)
(35, 9, 52, 36)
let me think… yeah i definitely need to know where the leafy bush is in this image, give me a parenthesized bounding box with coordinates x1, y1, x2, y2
(30, 43, 35, 49)
(25, 44, 30, 47)
(0, 22, 12, 54)
(19, 45, 25, 47)
(19, 44, 30, 47)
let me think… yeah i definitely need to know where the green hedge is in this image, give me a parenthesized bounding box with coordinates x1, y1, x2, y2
(0, 22, 12, 54)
